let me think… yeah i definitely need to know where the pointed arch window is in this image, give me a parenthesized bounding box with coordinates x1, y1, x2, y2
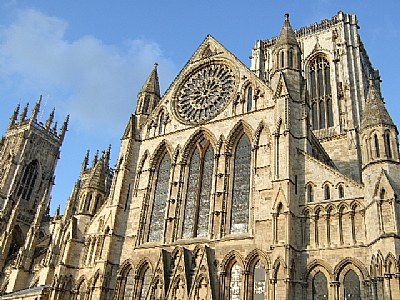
(312, 271, 328, 300)
(17, 160, 39, 201)
(288, 48, 294, 68)
(122, 268, 135, 300)
(148, 153, 171, 242)
(137, 266, 153, 300)
(385, 131, 392, 158)
(158, 112, 165, 135)
(308, 55, 333, 130)
(143, 95, 151, 114)
(231, 134, 251, 234)
(229, 262, 243, 300)
(343, 270, 361, 299)
(374, 133, 380, 158)
(246, 86, 253, 112)
(182, 140, 214, 238)
(251, 260, 266, 300)
(280, 50, 285, 68)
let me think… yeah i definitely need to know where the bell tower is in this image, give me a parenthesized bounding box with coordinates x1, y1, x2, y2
(0, 96, 68, 276)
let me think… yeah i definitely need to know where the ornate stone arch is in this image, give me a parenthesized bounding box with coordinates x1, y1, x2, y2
(385, 252, 399, 274)
(180, 128, 218, 165)
(333, 257, 369, 281)
(305, 259, 334, 282)
(221, 250, 245, 272)
(225, 120, 254, 154)
(149, 140, 174, 169)
(272, 256, 287, 279)
(244, 249, 271, 273)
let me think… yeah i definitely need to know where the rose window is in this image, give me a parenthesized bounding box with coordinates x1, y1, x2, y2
(174, 63, 236, 124)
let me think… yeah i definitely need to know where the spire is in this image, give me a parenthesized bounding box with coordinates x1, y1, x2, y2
(276, 13, 299, 47)
(8, 104, 20, 129)
(136, 63, 161, 115)
(361, 78, 394, 129)
(81, 150, 90, 173)
(20, 103, 29, 122)
(139, 63, 161, 97)
(30, 95, 42, 122)
(60, 114, 69, 143)
(45, 108, 55, 129)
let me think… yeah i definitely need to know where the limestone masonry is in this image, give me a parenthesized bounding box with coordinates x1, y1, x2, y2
(0, 11, 399, 300)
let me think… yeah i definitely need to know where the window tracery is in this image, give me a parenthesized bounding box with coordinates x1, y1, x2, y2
(231, 134, 251, 234)
(229, 262, 243, 300)
(16, 160, 39, 201)
(182, 140, 214, 238)
(308, 55, 333, 130)
(148, 153, 171, 242)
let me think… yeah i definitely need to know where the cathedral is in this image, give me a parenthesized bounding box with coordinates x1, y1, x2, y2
(1, 11, 400, 300)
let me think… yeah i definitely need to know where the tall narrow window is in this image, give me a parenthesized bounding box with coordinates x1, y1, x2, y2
(122, 268, 135, 300)
(158, 112, 165, 135)
(17, 160, 39, 201)
(182, 140, 214, 238)
(143, 95, 151, 114)
(247, 86, 253, 112)
(231, 134, 251, 234)
(312, 272, 328, 300)
(138, 267, 152, 300)
(307, 185, 314, 203)
(374, 134, 380, 158)
(308, 56, 332, 129)
(229, 262, 242, 300)
(343, 270, 361, 299)
(288, 48, 294, 68)
(385, 132, 392, 158)
(280, 51, 285, 68)
(324, 185, 330, 200)
(148, 153, 171, 242)
(252, 261, 266, 300)
(338, 185, 345, 199)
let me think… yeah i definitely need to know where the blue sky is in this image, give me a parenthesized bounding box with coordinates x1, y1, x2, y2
(1, 1, 399, 214)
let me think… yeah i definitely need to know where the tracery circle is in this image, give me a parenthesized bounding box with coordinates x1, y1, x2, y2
(174, 63, 236, 124)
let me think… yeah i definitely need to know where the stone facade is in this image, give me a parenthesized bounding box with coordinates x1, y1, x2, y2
(1, 11, 400, 300)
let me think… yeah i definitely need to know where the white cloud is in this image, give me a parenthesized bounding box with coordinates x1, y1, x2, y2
(0, 8, 178, 136)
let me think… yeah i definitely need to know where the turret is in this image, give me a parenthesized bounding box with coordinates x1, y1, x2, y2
(273, 13, 301, 73)
(135, 63, 161, 116)
(360, 77, 399, 168)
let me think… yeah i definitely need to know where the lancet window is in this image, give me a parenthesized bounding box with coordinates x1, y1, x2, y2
(246, 86, 253, 112)
(148, 153, 171, 242)
(229, 262, 243, 300)
(309, 55, 333, 130)
(122, 268, 135, 300)
(312, 271, 328, 299)
(137, 266, 152, 300)
(16, 159, 39, 201)
(182, 139, 214, 238)
(252, 261, 267, 300)
(143, 95, 150, 114)
(343, 270, 361, 299)
(231, 134, 251, 234)
(385, 131, 392, 158)
(158, 112, 165, 135)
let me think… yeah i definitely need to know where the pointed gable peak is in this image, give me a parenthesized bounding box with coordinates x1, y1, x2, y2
(139, 63, 160, 97)
(277, 13, 299, 47)
(361, 77, 394, 128)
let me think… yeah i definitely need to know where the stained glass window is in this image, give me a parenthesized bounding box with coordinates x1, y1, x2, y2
(253, 261, 266, 300)
(230, 263, 242, 300)
(183, 142, 214, 238)
(148, 154, 171, 242)
(231, 134, 251, 234)
(312, 271, 328, 300)
(123, 268, 135, 300)
(343, 270, 361, 300)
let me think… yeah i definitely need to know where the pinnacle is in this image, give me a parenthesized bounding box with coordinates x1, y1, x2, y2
(361, 78, 394, 129)
(139, 63, 161, 97)
(276, 13, 299, 47)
